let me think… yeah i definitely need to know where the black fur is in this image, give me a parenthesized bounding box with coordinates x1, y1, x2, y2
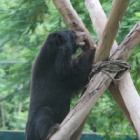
(26, 30, 95, 140)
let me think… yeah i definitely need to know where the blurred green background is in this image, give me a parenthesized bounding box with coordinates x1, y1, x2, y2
(0, 0, 140, 139)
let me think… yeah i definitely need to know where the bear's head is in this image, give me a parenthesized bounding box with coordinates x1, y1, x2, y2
(46, 30, 87, 54)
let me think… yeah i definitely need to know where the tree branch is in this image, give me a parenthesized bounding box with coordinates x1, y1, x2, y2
(118, 72, 140, 137)
(110, 22, 140, 138)
(52, 0, 96, 49)
(85, 0, 118, 55)
(94, 0, 129, 62)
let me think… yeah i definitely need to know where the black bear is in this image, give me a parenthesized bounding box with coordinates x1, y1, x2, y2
(26, 30, 95, 140)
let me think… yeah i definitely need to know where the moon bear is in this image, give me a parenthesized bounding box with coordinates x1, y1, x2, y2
(26, 30, 95, 140)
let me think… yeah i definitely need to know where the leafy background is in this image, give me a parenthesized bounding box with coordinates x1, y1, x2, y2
(0, 0, 140, 139)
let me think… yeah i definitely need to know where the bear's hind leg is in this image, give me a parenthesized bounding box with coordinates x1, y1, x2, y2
(26, 106, 59, 140)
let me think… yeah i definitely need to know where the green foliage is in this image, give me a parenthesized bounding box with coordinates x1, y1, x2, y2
(117, 1, 140, 41)
(86, 92, 135, 139)
(0, 0, 139, 139)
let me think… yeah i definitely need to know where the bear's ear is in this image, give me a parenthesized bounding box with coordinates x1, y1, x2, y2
(53, 33, 64, 44)
(43, 33, 64, 59)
